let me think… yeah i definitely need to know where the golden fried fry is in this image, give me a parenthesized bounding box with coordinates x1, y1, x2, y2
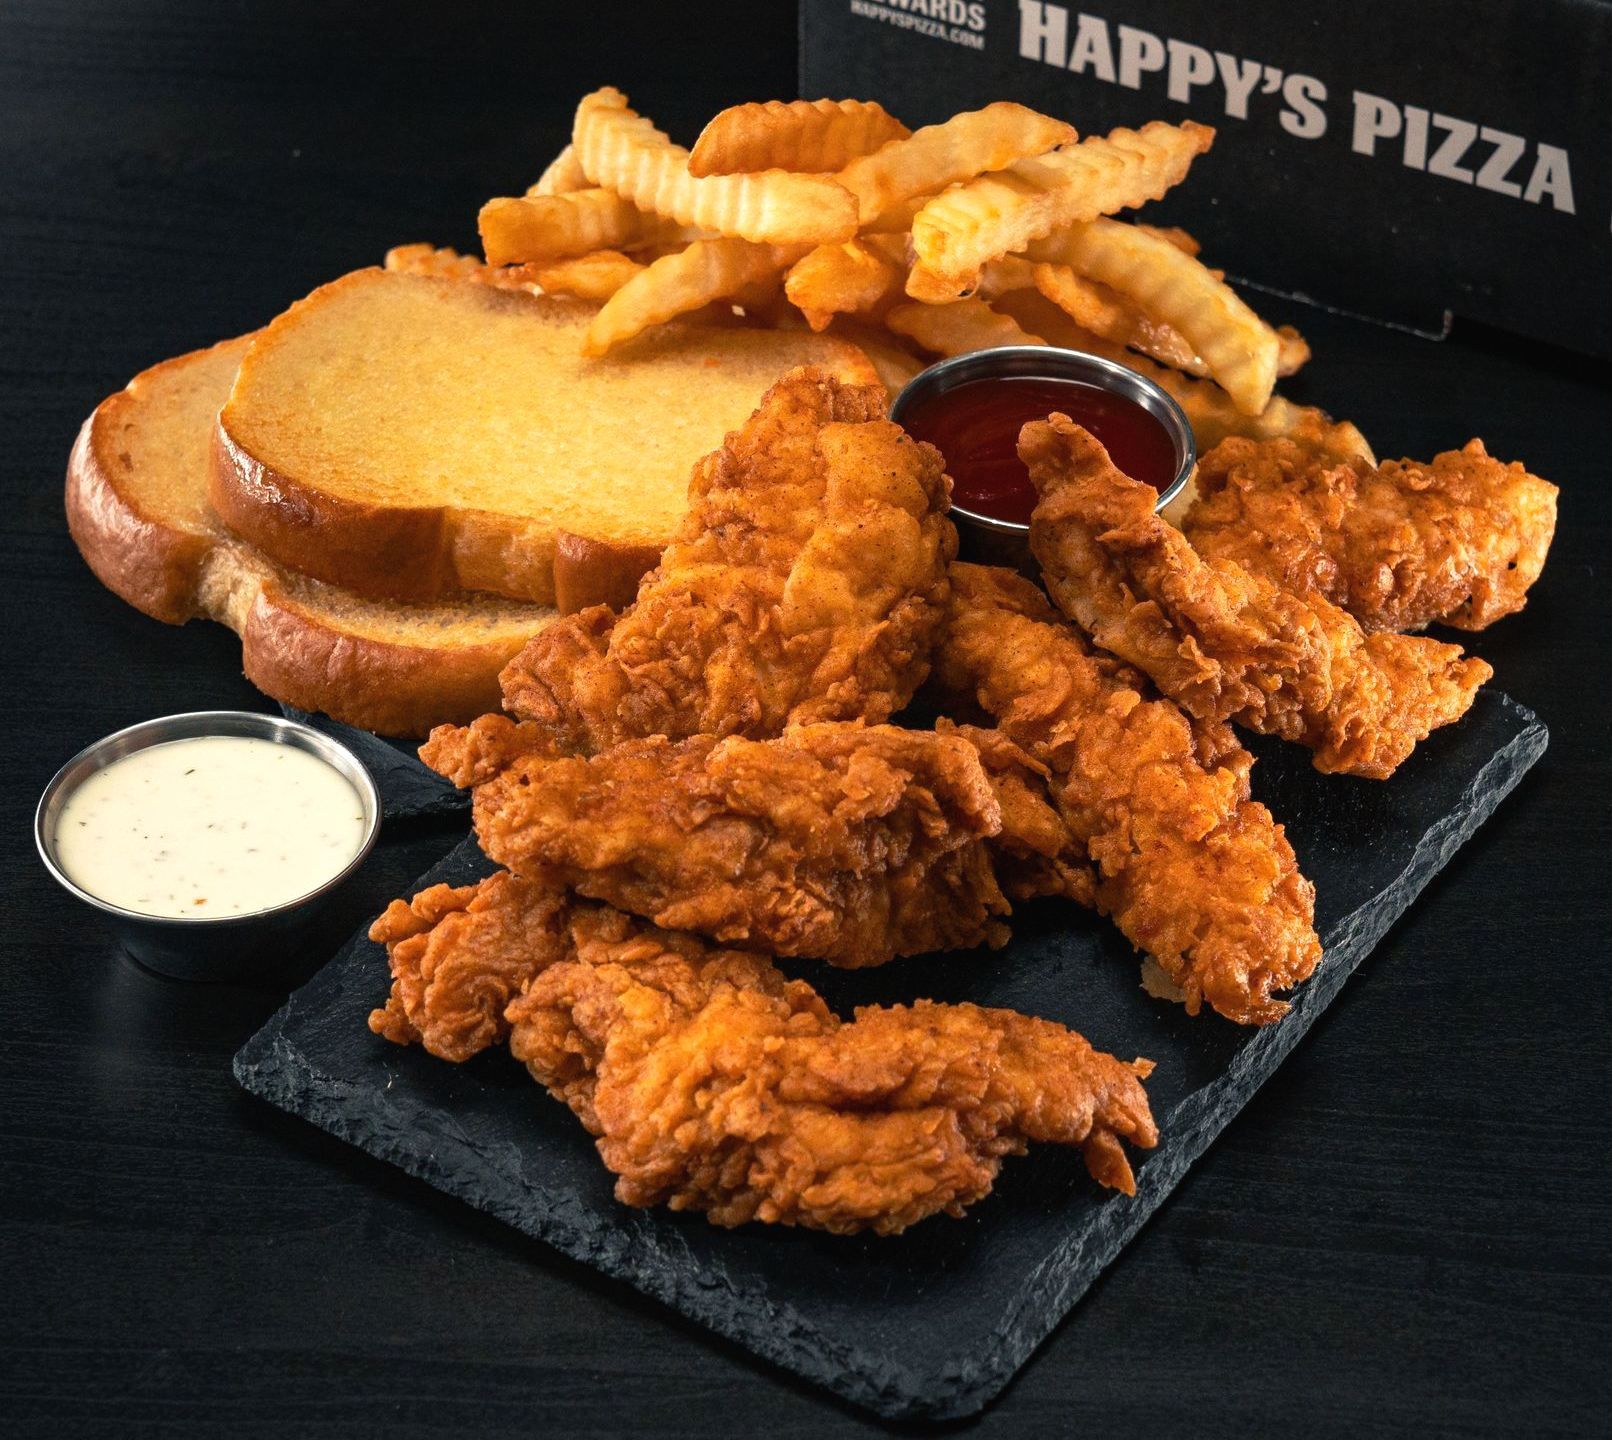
(572, 87, 857, 245)
(784, 236, 906, 331)
(479, 189, 674, 266)
(585, 238, 808, 354)
(384, 243, 541, 290)
(531, 249, 644, 301)
(885, 297, 1047, 356)
(1032, 262, 1208, 376)
(1137, 223, 1201, 256)
(988, 289, 1373, 464)
(528, 143, 590, 196)
(837, 102, 1075, 227)
(1276, 325, 1311, 377)
(690, 98, 909, 176)
(910, 121, 1214, 293)
(1026, 218, 1277, 415)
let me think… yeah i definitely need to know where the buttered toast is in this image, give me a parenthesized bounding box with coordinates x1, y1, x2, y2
(66, 335, 558, 736)
(209, 269, 881, 608)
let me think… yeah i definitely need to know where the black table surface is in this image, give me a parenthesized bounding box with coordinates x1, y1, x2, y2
(3, 3, 1608, 1436)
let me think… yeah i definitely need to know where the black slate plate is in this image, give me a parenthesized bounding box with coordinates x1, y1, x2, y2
(277, 705, 467, 820)
(236, 691, 1546, 1421)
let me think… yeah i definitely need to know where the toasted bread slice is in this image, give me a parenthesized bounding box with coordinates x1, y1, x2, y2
(67, 335, 557, 736)
(209, 269, 880, 607)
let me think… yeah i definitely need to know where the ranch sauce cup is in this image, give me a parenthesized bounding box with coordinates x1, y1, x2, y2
(36, 711, 381, 980)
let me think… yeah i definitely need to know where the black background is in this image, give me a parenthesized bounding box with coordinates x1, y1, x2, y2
(2, 3, 1608, 1436)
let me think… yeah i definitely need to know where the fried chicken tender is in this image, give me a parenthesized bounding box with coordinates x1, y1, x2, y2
(1183, 436, 1559, 633)
(368, 869, 569, 1062)
(498, 368, 957, 753)
(424, 717, 1012, 967)
(363, 873, 1155, 1231)
(1024, 417, 1492, 780)
(938, 563, 1321, 1025)
(941, 720, 1097, 905)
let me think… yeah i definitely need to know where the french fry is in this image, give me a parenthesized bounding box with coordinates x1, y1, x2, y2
(977, 255, 1039, 297)
(690, 99, 909, 176)
(1137, 223, 1201, 257)
(991, 288, 1372, 463)
(1026, 218, 1278, 414)
(837, 102, 1076, 227)
(1031, 262, 1209, 376)
(385, 243, 494, 281)
(384, 244, 540, 290)
(784, 237, 906, 331)
(527, 144, 590, 197)
(910, 120, 1214, 294)
(585, 237, 808, 355)
(885, 297, 1047, 357)
(1276, 324, 1311, 377)
(479, 190, 676, 266)
(531, 249, 645, 301)
(571, 87, 857, 245)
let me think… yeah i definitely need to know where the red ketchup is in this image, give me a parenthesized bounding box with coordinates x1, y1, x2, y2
(899, 376, 1179, 525)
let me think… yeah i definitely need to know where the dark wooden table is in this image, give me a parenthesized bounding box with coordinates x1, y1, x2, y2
(3, 3, 1608, 1435)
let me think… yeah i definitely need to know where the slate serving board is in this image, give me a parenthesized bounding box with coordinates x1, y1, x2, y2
(237, 690, 1546, 1421)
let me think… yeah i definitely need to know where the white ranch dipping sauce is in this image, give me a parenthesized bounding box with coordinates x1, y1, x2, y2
(54, 736, 367, 918)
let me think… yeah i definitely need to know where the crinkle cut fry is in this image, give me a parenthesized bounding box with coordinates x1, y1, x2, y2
(1022, 417, 1493, 779)
(367, 873, 1157, 1232)
(937, 563, 1322, 1026)
(1183, 436, 1559, 635)
(498, 367, 956, 753)
(438, 720, 1013, 968)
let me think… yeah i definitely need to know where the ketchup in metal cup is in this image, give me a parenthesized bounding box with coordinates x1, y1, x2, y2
(899, 375, 1180, 526)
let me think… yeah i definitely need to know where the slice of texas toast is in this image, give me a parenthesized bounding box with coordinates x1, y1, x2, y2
(66, 335, 557, 736)
(209, 269, 881, 607)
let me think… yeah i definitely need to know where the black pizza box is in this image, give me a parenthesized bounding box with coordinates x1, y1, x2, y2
(800, 0, 1612, 357)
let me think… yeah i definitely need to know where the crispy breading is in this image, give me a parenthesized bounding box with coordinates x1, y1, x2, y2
(364, 876, 1156, 1232)
(499, 368, 956, 752)
(367, 869, 570, 1062)
(941, 721, 1097, 905)
(1183, 436, 1559, 634)
(425, 719, 1012, 968)
(1024, 417, 1492, 780)
(937, 563, 1321, 1025)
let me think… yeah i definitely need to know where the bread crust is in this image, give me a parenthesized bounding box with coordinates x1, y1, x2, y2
(210, 268, 879, 610)
(239, 581, 518, 735)
(65, 348, 232, 623)
(65, 341, 553, 737)
(209, 420, 470, 602)
(552, 529, 664, 613)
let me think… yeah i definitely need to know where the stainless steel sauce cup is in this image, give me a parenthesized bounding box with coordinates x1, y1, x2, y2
(889, 345, 1197, 573)
(35, 710, 382, 982)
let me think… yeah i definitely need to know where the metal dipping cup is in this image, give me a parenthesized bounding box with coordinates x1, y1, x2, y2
(35, 711, 382, 982)
(889, 345, 1197, 573)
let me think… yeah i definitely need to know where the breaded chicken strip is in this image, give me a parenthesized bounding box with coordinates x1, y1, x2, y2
(940, 720, 1096, 906)
(365, 874, 1157, 1232)
(368, 869, 569, 1062)
(424, 718, 1011, 968)
(1025, 417, 1491, 780)
(499, 368, 956, 752)
(1183, 436, 1558, 633)
(938, 563, 1321, 1025)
